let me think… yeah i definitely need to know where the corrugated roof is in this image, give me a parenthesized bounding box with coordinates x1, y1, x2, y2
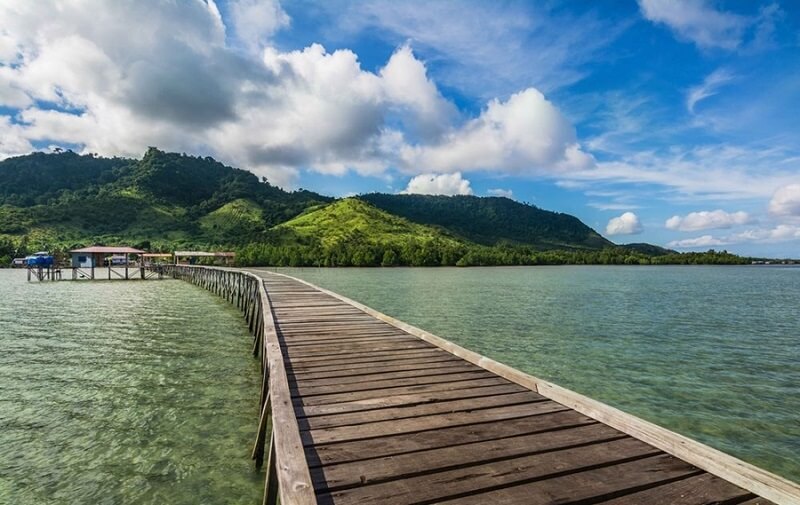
(174, 251, 236, 257)
(69, 246, 145, 254)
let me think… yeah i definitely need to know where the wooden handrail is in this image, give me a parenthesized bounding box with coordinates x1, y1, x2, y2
(258, 272, 317, 505)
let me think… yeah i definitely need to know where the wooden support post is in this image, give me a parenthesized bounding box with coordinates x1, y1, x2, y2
(263, 431, 278, 505)
(252, 391, 272, 468)
(252, 327, 261, 357)
(259, 360, 269, 408)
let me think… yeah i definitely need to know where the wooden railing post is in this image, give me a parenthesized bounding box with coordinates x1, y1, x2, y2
(263, 431, 278, 505)
(253, 391, 272, 468)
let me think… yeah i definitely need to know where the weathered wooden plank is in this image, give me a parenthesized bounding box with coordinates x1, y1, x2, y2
(305, 409, 597, 467)
(311, 422, 624, 491)
(284, 348, 448, 366)
(278, 324, 393, 332)
(290, 363, 483, 387)
(281, 335, 420, 349)
(299, 391, 545, 430)
(288, 357, 466, 379)
(283, 342, 434, 359)
(303, 400, 568, 445)
(292, 370, 497, 397)
(275, 314, 369, 321)
(288, 354, 462, 375)
(280, 330, 408, 342)
(292, 377, 515, 407)
(601, 472, 758, 504)
(295, 383, 528, 418)
(279, 330, 408, 340)
(283, 343, 433, 359)
(433, 455, 700, 505)
(316, 438, 665, 505)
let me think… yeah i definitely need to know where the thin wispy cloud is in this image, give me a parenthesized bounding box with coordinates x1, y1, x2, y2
(687, 69, 735, 113)
(328, 0, 626, 97)
(487, 188, 513, 199)
(638, 0, 749, 50)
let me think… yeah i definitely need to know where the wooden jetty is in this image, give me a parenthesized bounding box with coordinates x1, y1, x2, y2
(161, 265, 800, 505)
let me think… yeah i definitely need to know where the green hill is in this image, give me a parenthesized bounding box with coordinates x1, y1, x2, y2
(0, 148, 330, 250)
(276, 198, 465, 248)
(237, 199, 471, 267)
(358, 193, 612, 250)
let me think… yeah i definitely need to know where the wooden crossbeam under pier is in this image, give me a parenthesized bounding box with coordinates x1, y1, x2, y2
(163, 265, 800, 505)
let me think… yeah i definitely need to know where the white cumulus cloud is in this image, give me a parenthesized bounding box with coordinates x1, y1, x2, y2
(769, 184, 800, 217)
(228, 0, 290, 51)
(665, 209, 753, 231)
(398, 88, 594, 175)
(380, 44, 457, 140)
(0, 0, 591, 189)
(638, 0, 748, 50)
(605, 212, 643, 236)
(402, 172, 473, 196)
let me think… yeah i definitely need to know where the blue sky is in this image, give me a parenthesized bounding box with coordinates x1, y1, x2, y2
(1, 1, 799, 256)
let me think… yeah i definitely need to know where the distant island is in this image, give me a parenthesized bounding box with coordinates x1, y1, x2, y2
(0, 148, 755, 267)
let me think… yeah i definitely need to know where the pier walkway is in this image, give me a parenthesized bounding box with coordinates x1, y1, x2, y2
(164, 266, 800, 505)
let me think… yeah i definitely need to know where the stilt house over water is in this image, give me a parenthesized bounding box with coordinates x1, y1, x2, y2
(69, 246, 145, 268)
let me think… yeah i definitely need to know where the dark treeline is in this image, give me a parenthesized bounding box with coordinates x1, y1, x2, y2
(237, 240, 750, 267)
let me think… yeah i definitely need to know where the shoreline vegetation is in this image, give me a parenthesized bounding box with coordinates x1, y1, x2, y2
(0, 148, 791, 268)
(235, 244, 753, 267)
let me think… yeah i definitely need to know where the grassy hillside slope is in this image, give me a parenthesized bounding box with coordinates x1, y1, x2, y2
(276, 199, 465, 248)
(358, 193, 612, 249)
(237, 199, 471, 266)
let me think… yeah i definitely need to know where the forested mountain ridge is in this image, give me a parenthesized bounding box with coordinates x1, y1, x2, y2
(0, 148, 330, 249)
(0, 149, 749, 266)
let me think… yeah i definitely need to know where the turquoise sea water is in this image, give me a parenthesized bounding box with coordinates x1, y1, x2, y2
(0, 270, 262, 504)
(272, 265, 800, 483)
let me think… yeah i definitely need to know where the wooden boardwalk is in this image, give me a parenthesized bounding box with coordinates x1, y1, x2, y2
(164, 266, 800, 505)
(256, 270, 796, 505)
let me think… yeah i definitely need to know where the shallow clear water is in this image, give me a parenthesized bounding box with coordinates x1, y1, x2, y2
(273, 265, 800, 483)
(0, 270, 262, 504)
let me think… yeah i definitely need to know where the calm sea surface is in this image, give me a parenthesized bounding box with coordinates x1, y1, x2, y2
(2, 266, 799, 502)
(0, 270, 262, 504)
(274, 265, 800, 483)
